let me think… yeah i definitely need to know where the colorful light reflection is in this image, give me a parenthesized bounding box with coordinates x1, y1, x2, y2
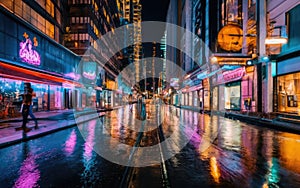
(64, 130, 77, 156)
(14, 155, 40, 188)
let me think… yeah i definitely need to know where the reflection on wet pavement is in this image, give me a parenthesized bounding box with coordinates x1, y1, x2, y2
(0, 104, 300, 187)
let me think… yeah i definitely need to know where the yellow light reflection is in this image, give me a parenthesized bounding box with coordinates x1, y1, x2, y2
(279, 133, 300, 174)
(210, 157, 221, 184)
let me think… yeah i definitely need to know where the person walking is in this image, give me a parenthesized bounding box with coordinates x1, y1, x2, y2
(20, 83, 36, 133)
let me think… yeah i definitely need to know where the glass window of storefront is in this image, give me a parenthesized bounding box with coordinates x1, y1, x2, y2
(0, 77, 50, 118)
(225, 82, 241, 110)
(277, 72, 300, 114)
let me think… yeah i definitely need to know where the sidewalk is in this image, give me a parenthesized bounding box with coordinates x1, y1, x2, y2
(175, 105, 300, 134)
(0, 107, 119, 149)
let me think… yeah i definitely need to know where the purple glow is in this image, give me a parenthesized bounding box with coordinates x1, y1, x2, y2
(64, 130, 77, 156)
(64, 72, 81, 81)
(83, 120, 96, 161)
(19, 38, 41, 66)
(14, 155, 40, 188)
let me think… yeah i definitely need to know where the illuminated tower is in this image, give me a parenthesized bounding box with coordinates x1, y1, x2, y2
(152, 42, 156, 94)
(121, 0, 142, 84)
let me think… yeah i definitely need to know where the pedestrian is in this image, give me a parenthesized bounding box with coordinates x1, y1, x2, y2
(129, 93, 133, 112)
(20, 83, 36, 133)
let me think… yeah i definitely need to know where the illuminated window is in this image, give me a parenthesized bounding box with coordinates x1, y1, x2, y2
(46, 20, 54, 38)
(46, 0, 54, 17)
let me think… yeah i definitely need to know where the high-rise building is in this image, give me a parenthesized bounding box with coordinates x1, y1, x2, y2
(118, 0, 142, 84)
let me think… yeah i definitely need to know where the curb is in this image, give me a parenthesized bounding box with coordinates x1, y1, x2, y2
(225, 112, 300, 134)
(174, 105, 300, 134)
(0, 108, 113, 124)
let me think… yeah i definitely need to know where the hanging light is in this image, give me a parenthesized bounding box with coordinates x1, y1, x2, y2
(265, 37, 288, 45)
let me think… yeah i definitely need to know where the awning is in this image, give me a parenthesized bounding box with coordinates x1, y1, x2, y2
(0, 61, 82, 87)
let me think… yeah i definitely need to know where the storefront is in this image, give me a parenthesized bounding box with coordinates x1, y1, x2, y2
(203, 78, 210, 111)
(275, 56, 300, 114)
(222, 67, 246, 111)
(0, 8, 81, 119)
(276, 72, 300, 114)
(224, 82, 241, 110)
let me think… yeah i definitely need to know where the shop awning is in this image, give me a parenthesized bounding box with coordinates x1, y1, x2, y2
(0, 61, 82, 87)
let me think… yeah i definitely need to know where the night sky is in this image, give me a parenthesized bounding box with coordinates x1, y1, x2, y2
(138, 0, 170, 93)
(140, 0, 170, 22)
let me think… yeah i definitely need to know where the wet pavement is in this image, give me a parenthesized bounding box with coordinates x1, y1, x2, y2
(0, 104, 300, 187)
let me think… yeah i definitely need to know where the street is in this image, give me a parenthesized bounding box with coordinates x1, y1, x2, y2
(0, 104, 300, 188)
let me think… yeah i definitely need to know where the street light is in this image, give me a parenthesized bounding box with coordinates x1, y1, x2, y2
(265, 25, 288, 45)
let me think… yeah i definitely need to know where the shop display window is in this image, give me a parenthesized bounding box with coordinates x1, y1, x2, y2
(225, 82, 241, 110)
(277, 73, 300, 113)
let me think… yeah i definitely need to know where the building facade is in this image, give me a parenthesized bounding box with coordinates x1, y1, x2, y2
(0, 0, 81, 119)
(0, 0, 127, 119)
(268, 1, 300, 115)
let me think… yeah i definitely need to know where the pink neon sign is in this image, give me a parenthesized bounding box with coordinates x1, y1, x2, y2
(19, 33, 40, 66)
(223, 67, 245, 82)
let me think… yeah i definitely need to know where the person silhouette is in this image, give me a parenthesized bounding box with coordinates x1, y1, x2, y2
(20, 83, 35, 133)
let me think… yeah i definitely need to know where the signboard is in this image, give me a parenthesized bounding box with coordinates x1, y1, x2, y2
(222, 67, 245, 83)
(83, 62, 96, 80)
(19, 32, 40, 65)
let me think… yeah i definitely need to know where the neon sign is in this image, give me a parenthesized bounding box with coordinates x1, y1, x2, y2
(82, 62, 96, 80)
(64, 72, 81, 81)
(19, 32, 40, 66)
(223, 67, 245, 82)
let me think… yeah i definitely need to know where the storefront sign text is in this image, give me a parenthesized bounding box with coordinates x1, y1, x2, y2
(222, 67, 245, 82)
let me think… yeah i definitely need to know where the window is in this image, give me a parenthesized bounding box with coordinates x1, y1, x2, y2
(14, 0, 23, 16)
(30, 9, 39, 27)
(46, 20, 54, 38)
(46, 0, 54, 17)
(56, 8, 61, 25)
(37, 14, 46, 33)
(23, 3, 31, 22)
(287, 5, 300, 48)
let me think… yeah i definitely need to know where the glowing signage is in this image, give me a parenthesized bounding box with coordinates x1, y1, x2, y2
(64, 72, 81, 81)
(19, 32, 40, 66)
(82, 62, 96, 81)
(223, 67, 245, 82)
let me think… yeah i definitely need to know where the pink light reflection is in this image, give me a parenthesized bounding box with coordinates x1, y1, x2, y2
(83, 120, 96, 161)
(64, 130, 77, 156)
(14, 155, 40, 188)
